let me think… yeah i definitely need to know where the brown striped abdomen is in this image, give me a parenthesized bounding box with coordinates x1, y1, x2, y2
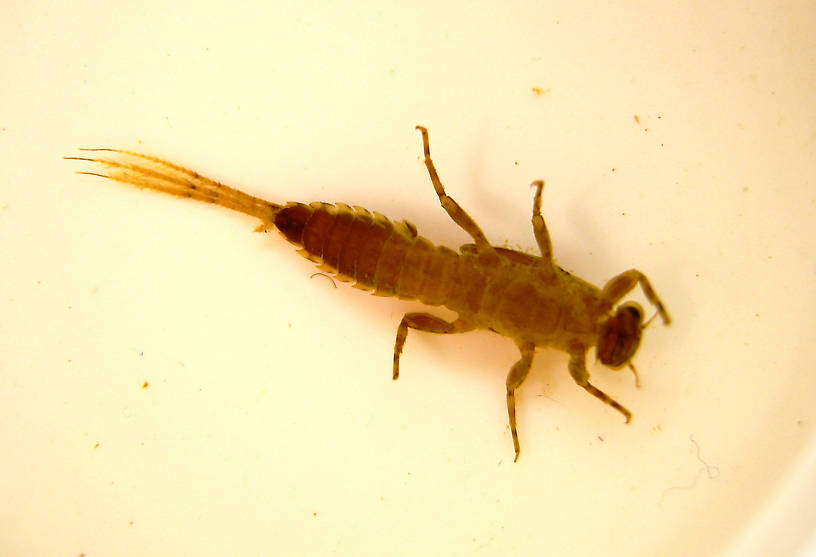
(273, 201, 489, 311)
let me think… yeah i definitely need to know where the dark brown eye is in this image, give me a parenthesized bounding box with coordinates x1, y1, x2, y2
(598, 303, 643, 367)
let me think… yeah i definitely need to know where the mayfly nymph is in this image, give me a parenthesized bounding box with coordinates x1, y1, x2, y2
(68, 126, 670, 461)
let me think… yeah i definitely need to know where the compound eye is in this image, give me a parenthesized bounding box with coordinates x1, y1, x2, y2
(622, 303, 642, 323)
(598, 303, 644, 367)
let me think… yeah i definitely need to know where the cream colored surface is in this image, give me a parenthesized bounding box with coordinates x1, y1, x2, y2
(1, 1, 814, 556)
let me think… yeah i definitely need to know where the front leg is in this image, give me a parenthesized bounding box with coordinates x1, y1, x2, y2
(602, 269, 671, 325)
(392, 313, 475, 380)
(568, 345, 632, 422)
(506, 341, 535, 462)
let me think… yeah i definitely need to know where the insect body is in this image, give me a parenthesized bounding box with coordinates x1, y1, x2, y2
(69, 126, 670, 461)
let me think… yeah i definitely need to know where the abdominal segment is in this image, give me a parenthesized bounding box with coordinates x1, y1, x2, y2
(273, 201, 485, 308)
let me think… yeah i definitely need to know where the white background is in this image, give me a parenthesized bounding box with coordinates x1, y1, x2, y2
(2, 1, 814, 556)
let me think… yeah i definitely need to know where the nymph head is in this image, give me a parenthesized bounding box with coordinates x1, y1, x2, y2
(597, 302, 644, 369)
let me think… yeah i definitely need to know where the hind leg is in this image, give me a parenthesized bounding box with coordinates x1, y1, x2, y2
(529, 180, 553, 261)
(392, 313, 475, 380)
(415, 126, 495, 256)
(506, 341, 535, 462)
